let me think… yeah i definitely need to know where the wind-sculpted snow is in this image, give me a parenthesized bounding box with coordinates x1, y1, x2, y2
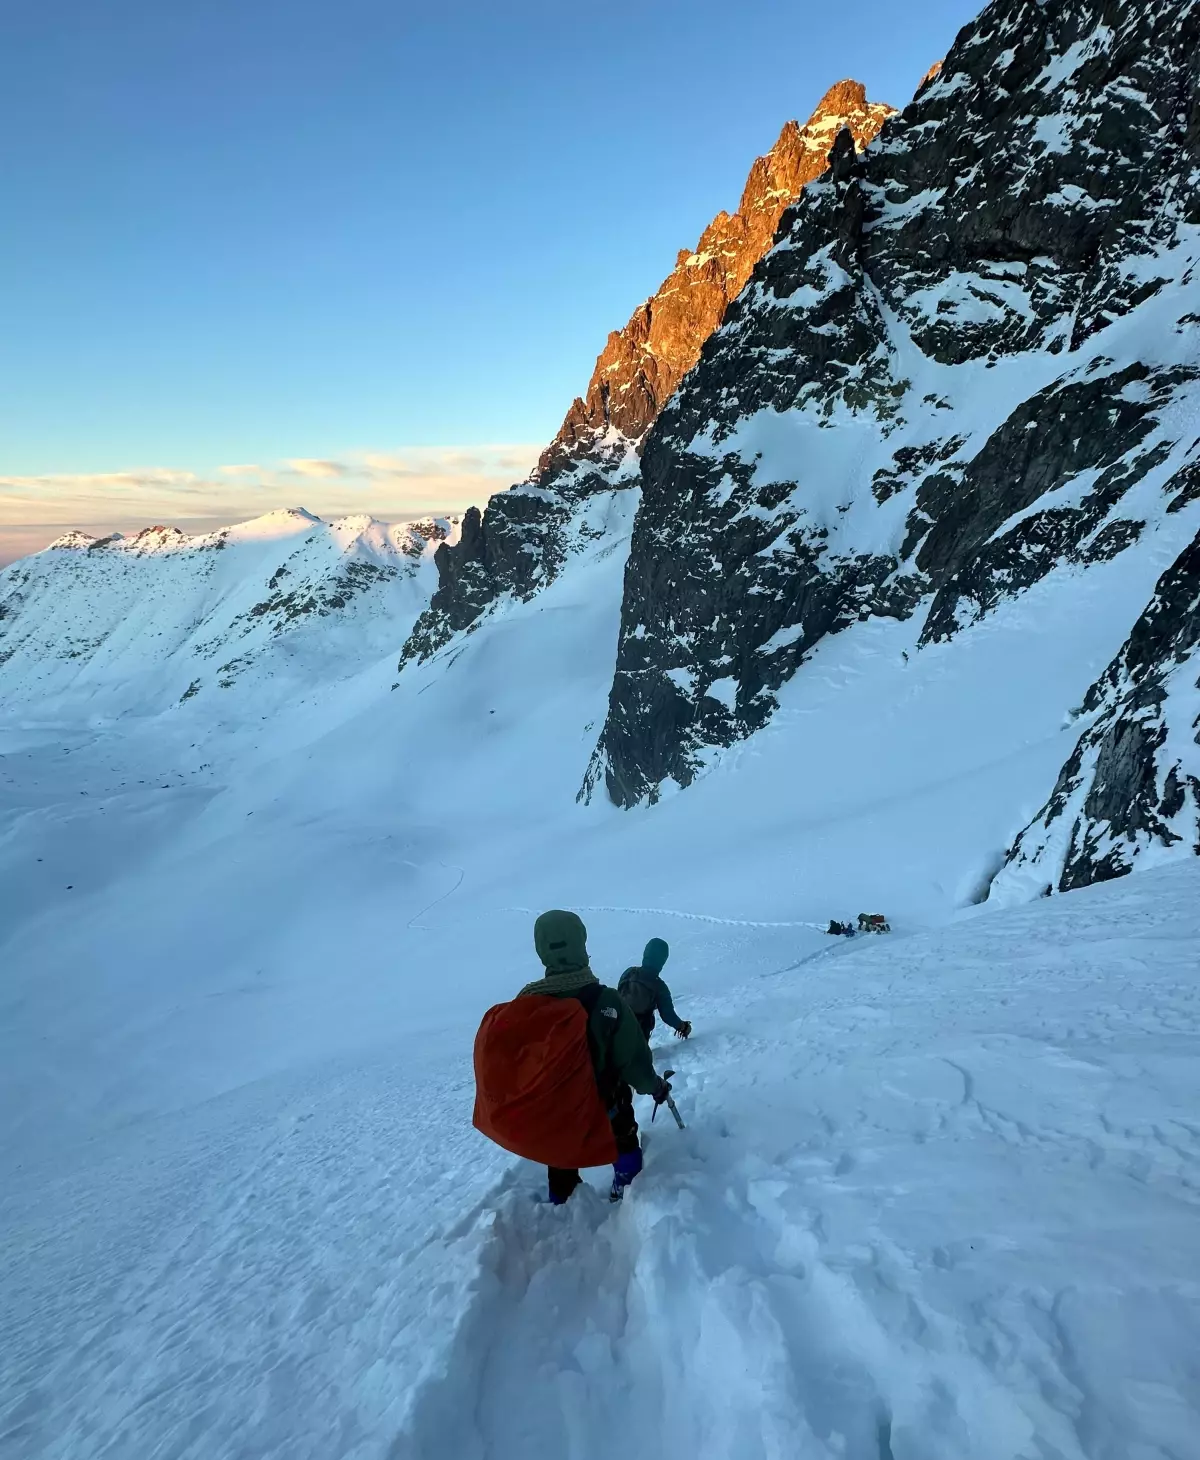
(589, 0, 1200, 828)
(0, 508, 457, 717)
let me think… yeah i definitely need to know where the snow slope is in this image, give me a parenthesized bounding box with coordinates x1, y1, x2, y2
(3, 729, 1198, 1459)
(3, 498, 1199, 1458)
(400, 869, 1200, 1460)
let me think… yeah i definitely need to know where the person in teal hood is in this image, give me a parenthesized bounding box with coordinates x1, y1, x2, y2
(618, 938, 692, 1043)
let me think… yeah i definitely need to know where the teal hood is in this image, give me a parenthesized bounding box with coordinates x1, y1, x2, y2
(642, 937, 669, 974)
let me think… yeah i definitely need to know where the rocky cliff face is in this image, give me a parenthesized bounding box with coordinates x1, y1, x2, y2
(539, 80, 897, 480)
(586, 0, 1200, 820)
(994, 517, 1200, 898)
(401, 82, 895, 665)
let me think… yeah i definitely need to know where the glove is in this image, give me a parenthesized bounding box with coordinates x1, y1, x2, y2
(652, 1076, 673, 1104)
(673, 1021, 692, 1040)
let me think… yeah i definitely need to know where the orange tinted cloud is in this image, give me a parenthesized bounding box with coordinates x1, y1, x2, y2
(0, 444, 542, 564)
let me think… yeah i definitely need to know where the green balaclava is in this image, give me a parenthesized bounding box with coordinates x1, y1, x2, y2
(534, 909, 590, 973)
(642, 937, 669, 974)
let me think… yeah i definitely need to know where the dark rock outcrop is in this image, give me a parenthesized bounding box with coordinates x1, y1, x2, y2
(915, 368, 1190, 643)
(996, 519, 1200, 894)
(400, 83, 895, 667)
(588, 0, 1200, 809)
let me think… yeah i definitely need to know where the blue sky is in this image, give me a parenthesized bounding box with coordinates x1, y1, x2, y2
(0, 0, 980, 555)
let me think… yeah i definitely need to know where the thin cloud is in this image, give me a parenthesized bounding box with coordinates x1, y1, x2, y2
(359, 445, 540, 480)
(284, 459, 351, 479)
(0, 469, 211, 520)
(0, 443, 543, 562)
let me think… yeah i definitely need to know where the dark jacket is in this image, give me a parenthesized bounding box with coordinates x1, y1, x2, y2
(518, 968, 659, 1097)
(617, 966, 685, 1033)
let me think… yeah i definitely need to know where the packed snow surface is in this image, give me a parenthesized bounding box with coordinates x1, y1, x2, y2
(2, 503, 1199, 1459)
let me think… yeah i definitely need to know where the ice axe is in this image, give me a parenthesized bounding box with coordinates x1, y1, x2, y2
(652, 1069, 685, 1129)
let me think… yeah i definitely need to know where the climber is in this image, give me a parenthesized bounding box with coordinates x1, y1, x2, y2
(618, 938, 692, 1043)
(473, 910, 672, 1204)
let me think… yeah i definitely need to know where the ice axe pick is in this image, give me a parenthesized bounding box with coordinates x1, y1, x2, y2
(652, 1069, 686, 1129)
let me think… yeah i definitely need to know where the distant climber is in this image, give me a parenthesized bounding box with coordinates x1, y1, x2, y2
(618, 938, 692, 1042)
(472, 910, 672, 1204)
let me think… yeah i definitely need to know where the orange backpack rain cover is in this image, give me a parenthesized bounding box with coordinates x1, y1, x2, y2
(473, 994, 619, 1169)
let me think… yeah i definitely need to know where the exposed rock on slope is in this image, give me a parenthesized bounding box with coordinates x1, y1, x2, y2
(587, 0, 1200, 814)
(994, 521, 1200, 897)
(400, 82, 894, 665)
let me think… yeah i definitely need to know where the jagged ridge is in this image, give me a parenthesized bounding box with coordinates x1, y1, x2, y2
(400, 81, 895, 666)
(586, 0, 1200, 830)
(540, 81, 896, 479)
(0, 511, 456, 713)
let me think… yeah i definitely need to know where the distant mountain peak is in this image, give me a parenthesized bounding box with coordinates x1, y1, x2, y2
(0, 509, 462, 714)
(47, 530, 121, 552)
(226, 507, 325, 540)
(42, 508, 329, 561)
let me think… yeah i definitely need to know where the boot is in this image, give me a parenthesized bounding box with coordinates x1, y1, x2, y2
(609, 1146, 644, 1202)
(548, 1168, 582, 1205)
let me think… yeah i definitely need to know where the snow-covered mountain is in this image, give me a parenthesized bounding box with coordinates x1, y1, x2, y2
(3, 6, 1200, 1455)
(0, 508, 457, 717)
(2, 0, 1198, 907)
(5, 0, 1199, 900)
(410, 0, 1200, 900)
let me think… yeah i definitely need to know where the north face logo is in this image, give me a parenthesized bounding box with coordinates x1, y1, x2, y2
(602, 1007, 618, 1019)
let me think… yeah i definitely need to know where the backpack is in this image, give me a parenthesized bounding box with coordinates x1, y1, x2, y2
(472, 986, 619, 1169)
(617, 966, 656, 1017)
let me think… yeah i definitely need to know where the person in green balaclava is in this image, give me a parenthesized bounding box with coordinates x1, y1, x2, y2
(518, 910, 670, 1205)
(618, 937, 692, 1043)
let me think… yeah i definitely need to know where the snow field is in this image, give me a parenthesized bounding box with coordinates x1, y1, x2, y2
(15, 875, 1188, 1460)
(397, 872, 1200, 1460)
(3, 458, 1200, 1457)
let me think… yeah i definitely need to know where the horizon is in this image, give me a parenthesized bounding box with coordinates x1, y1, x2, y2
(0, 443, 539, 565)
(9, 501, 469, 558)
(0, 0, 980, 565)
